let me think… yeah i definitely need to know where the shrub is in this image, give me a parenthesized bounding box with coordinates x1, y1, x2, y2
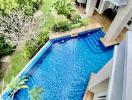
(0, 61, 4, 80)
(69, 15, 82, 29)
(0, 0, 39, 16)
(53, 0, 75, 19)
(52, 21, 70, 32)
(0, 34, 13, 57)
(23, 39, 37, 59)
(71, 15, 82, 24)
(32, 1, 40, 12)
(81, 18, 89, 26)
(52, 15, 89, 32)
(69, 22, 82, 29)
(36, 29, 49, 49)
(23, 29, 50, 59)
(0, 0, 18, 15)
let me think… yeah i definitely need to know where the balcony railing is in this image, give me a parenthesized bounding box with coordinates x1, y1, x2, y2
(108, 0, 128, 6)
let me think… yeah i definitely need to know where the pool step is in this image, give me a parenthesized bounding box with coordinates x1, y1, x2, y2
(90, 35, 100, 46)
(85, 38, 103, 53)
(87, 37, 101, 50)
(98, 30, 105, 37)
(92, 33, 100, 40)
(85, 30, 106, 53)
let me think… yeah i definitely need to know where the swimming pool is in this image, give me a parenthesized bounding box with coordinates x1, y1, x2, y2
(2, 28, 114, 100)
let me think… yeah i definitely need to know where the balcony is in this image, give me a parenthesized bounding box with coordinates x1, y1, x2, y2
(108, 0, 128, 6)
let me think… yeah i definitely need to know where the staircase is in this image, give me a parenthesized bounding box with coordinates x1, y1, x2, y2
(85, 29, 105, 53)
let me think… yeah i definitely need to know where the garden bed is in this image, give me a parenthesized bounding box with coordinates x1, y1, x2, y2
(49, 23, 102, 39)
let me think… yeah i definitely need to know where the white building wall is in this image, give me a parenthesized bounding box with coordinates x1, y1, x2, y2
(106, 40, 125, 100)
(107, 31, 132, 100)
(122, 31, 132, 100)
(90, 79, 109, 94)
(88, 59, 113, 90)
(104, 0, 132, 41)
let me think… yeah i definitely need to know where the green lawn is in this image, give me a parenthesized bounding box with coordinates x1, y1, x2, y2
(4, 50, 28, 83)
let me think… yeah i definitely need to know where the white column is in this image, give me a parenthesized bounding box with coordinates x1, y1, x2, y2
(104, 0, 132, 41)
(85, 0, 97, 16)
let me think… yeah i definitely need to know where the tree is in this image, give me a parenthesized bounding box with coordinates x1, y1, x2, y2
(0, 9, 46, 45)
(0, 0, 18, 15)
(5, 76, 28, 100)
(53, 0, 75, 19)
(0, 34, 12, 57)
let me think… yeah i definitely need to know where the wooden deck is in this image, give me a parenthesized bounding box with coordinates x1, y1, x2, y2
(88, 11, 127, 46)
(83, 91, 94, 100)
(88, 11, 112, 32)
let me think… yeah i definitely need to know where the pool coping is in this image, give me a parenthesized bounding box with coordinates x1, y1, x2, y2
(2, 27, 103, 99)
(49, 23, 102, 39)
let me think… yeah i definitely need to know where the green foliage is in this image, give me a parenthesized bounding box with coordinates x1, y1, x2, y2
(0, 0, 18, 15)
(52, 21, 70, 32)
(0, 34, 13, 57)
(4, 50, 28, 83)
(0, 69, 4, 79)
(52, 15, 89, 32)
(23, 39, 37, 59)
(29, 87, 44, 100)
(0, 61, 4, 80)
(0, 81, 5, 95)
(23, 29, 49, 59)
(54, 0, 75, 18)
(69, 15, 82, 29)
(69, 22, 82, 29)
(32, 1, 40, 12)
(36, 29, 49, 49)
(81, 18, 89, 26)
(6, 76, 28, 99)
(0, 0, 42, 16)
(17, 0, 34, 15)
(71, 15, 82, 24)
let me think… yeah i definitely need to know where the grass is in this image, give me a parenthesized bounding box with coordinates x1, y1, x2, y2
(40, 0, 55, 29)
(40, 0, 67, 30)
(41, 0, 54, 13)
(4, 50, 28, 83)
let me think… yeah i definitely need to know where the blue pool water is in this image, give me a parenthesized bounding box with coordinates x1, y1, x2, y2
(3, 29, 114, 100)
